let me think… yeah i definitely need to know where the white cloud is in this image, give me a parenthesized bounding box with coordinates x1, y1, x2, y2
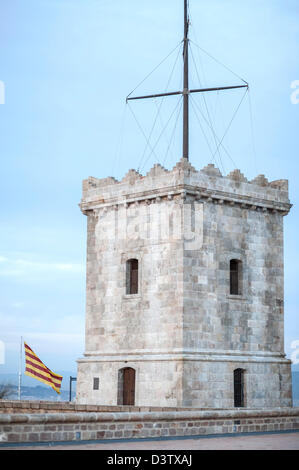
(22, 332, 84, 347)
(0, 254, 84, 279)
(11, 302, 25, 309)
(2, 330, 85, 361)
(0, 311, 84, 336)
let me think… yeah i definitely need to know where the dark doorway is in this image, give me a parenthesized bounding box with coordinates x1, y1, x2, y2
(234, 368, 245, 407)
(118, 367, 136, 406)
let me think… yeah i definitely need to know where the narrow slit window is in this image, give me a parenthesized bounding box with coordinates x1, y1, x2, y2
(126, 259, 139, 295)
(93, 377, 99, 390)
(230, 259, 242, 295)
(234, 368, 245, 407)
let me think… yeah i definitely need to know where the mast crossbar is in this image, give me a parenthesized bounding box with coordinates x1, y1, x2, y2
(190, 84, 248, 94)
(126, 84, 248, 102)
(126, 91, 182, 102)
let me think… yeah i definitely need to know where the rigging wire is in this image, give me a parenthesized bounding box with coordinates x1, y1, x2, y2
(137, 42, 183, 171)
(190, 96, 221, 168)
(211, 87, 248, 159)
(127, 101, 161, 165)
(190, 39, 248, 86)
(188, 9, 253, 172)
(189, 42, 225, 173)
(124, 3, 253, 173)
(188, 19, 209, 90)
(162, 96, 183, 167)
(126, 41, 183, 100)
(218, 90, 230, 153)
(188, 10, 224, 169)
(139, 97, 183, 172)
(212, 91, 220, 124)
(190, 94, 239, 169)
(154, 99, 175, 165)
(188, 55, 219, 162)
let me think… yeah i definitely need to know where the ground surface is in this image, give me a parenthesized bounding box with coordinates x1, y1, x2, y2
(1, 432, 299, 450)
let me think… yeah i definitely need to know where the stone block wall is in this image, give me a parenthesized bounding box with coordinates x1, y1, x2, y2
(0, 408, 298, 444)
(0, 400, 194, 415)
(77, 360, 184, 407)
(77, 158, 292, 408)
(183, 202, 285, 353)
(182, 359, 292, 408)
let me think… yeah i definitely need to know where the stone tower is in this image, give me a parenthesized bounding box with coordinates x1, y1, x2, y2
(76, 158, 293, 408)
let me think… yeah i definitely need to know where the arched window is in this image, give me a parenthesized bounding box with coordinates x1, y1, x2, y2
(234, 368, 245, 407)
(117, 367, 136, 405)
(126, 259, 139, 295)
(230, 259, 242, 295)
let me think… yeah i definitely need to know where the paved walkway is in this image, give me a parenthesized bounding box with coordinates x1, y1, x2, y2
(2, 432, 299, 450)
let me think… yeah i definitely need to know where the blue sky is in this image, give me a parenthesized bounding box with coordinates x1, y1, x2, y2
(0, 0, 298, 382)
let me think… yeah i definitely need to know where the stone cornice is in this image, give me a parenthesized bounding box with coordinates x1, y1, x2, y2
(80, 184, 291, 216)
(78, 349, 290, 364)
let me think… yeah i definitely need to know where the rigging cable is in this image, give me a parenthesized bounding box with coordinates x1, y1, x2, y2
(188, 11, 248, 172)
(163, 96, 184, 167)
(127, 101, 161, 164)
(190, 39, 248, 86)
(189, 42, 225, 173)
(154, 99, 175, 166)
(126, 41, 183, 100)
(139, 97, 183, 172)
(211, 87, 248, 160)
(190, 94, 239, 169)
(137, 42, 183, 172)
(190, 95, 221, 169)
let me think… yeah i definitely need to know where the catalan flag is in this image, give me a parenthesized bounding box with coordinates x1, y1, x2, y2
(24, 342, 63, 394)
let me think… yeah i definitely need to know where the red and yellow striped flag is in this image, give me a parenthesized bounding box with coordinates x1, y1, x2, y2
(24, 342, 63, 394)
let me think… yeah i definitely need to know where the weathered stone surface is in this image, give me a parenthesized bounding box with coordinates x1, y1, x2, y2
(0, 408, 298, 444)
(77, 159, 292, 408)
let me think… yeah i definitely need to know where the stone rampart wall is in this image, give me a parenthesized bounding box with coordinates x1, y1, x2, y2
(0, 406, 298, 444)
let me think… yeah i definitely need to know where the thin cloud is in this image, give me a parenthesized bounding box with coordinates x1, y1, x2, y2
(0, 255, 84, 278)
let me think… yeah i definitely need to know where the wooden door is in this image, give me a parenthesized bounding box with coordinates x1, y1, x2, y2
(123, 368, 135, 405)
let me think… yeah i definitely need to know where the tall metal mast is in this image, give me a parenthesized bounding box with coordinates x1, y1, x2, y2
(183, 0, 189, 159)
(126, 0, 248, 163)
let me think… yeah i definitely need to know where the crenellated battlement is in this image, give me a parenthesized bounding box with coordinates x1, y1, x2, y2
(81, 159, 291, 215)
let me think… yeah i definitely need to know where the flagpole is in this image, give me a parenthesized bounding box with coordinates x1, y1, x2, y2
(18, 336, 22, 400)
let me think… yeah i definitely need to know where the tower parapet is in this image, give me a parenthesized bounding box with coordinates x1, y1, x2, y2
(81, 159, 291, 216)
